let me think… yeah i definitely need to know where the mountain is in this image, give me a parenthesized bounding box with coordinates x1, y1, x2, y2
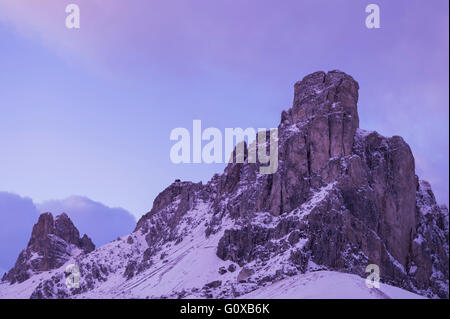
(0, 70, 448, 299)
(2, 213, 94, 284)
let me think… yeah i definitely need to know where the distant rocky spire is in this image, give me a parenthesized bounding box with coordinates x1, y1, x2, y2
(3, 212, 95, 284)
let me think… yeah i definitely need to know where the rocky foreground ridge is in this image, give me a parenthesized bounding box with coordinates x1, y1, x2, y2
(1, 70, 448, 299)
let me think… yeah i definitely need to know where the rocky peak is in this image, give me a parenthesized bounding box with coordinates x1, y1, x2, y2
(28, 212, 90, 252)
(54, 213, 82, 246)
(280, 71, 360, 172)
(28, 212, 55, 250)
(132, 70, 447, 298)
(284, 70, 359, 126)
(3, 212, 95, 284)
(80, 234, 96, 253)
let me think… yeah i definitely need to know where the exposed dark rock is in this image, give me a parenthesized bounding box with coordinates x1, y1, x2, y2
(228, 264, 237, 273)
(80, 234, 95, 253)
(204, 280, 222, 289)
(218, 267, 227, 275)
(237, 268, 255, 283)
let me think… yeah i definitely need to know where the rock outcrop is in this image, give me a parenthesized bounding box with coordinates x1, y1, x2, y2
(2, 213, 94, 284)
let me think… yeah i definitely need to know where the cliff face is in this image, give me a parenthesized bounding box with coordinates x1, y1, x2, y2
(3, 213, 94, 284)
(2, 70, 448, 299)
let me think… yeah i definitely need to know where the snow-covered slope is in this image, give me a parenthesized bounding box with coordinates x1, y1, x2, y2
(0, 197, 432, 299)
(0, 208, 424, 300)
(240, 271, 424, 299)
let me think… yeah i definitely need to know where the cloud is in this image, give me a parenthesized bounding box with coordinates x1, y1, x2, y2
(36, 196, 136, 247)
(0, 1, 372, 77)
(0, 192, 136, 274)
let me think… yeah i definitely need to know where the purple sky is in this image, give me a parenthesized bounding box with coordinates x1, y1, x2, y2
(0, 0, 448, 223)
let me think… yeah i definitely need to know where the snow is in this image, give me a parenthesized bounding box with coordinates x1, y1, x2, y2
(0, 207, 430, 300)
(49, 201, 239, 299)
(240, 271, 425, 299)
(251, 212, 278, 228)
(0, 263, 69, 299)
(409, 266, 418, 275)
(414, 234, 424, 245)
(356, 128, 375, 138)
(292, 182, 336, 219)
